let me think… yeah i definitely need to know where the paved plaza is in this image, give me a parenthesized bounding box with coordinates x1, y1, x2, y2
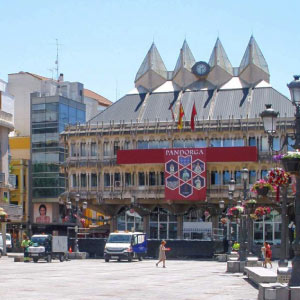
(0, 256, 261, 300)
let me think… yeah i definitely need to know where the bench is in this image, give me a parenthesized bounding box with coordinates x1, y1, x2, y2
(244, 267, 277, 285)
(246, 256, 262, 267)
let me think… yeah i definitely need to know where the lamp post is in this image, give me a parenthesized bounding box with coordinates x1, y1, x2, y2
(228, 178, 235, 253)
(260, 75, 300, 286)
(67, 193, 88, 253)
(75, 193, 80, 253)
(239, 168, 249, 261)
(288, 75, 300, 286)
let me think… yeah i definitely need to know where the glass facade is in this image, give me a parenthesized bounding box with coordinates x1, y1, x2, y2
(32, 96, 85, 199)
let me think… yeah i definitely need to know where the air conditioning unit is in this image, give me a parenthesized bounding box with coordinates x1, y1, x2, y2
(115, 181, 122, 188)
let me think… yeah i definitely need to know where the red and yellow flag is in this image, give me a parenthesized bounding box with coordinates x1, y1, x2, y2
(177, 103, 185, 129)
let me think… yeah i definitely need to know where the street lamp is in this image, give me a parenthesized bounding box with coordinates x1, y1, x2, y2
(287, 75, 300, 286)
(219, 200, 225, 210)
(260, 75, 300, 286)
(227, 178, 235, 253)
(229, 178, 236, 193)
(74, 193, 80, 253)
(239, 168, 249, 261)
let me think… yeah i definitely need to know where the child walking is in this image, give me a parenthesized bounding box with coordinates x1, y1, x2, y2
(156, 240, 167, 268)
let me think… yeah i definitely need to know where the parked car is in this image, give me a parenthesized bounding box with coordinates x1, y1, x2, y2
(0, 233, 13, 252)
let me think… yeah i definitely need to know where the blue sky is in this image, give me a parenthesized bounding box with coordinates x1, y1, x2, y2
(1, 0, 299, 102)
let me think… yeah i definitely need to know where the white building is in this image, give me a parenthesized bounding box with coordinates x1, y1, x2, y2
(7, 72, 111, 136)
(0, 79, 14, 201)
(83, 88, 112, 121)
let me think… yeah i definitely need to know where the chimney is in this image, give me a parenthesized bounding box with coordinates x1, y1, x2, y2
(58, 73, 64, 82)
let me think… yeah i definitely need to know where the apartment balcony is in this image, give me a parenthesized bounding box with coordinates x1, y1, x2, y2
(0, 111, 14, 131)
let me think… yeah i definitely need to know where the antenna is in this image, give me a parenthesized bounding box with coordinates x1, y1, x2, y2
(55, 38, 59, 80)
(54, 39, 63, 80)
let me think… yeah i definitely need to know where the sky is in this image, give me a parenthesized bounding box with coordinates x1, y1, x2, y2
(1, 0, 299, 102)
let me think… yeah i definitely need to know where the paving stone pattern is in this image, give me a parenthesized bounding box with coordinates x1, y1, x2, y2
(0, 257, 258, 300)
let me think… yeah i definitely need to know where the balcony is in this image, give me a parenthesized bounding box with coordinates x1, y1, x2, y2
(0, 111, 14, 130)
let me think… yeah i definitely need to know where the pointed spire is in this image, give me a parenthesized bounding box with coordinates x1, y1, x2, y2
(209, 38, 233, 75)
(239, 36, 269, 75)
(173, 40, 196, 76)
(172, 40, 197, 88)
(135, 43, 167, 83)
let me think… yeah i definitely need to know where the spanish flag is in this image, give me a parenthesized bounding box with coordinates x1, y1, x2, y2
(177, 103, 185, 129)
(190, 102, 197, 131)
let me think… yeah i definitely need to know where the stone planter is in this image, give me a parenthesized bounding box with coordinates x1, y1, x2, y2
(256, 186, 270, 196)
(282, 158, 300, 175)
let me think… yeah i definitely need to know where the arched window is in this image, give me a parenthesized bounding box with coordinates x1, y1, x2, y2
(149, 207, 177, 239)
(117, 210, 143, 232)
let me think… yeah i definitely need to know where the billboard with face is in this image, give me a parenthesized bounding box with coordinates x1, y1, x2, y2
(34, 203, 52, 224)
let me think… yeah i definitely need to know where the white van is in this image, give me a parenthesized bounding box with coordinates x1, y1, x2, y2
(0, 233, 13, 253)
(104, 231, 147, 262)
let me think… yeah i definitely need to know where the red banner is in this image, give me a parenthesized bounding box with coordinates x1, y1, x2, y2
(164, 148, 206, 201)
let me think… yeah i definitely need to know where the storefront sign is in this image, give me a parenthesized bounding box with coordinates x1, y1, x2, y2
(164, 148, 206, 201)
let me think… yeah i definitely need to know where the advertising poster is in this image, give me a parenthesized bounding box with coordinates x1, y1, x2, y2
(164, 148, 206, 201)
(34, 203, 53, 224)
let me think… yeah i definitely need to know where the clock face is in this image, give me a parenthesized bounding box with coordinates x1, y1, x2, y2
(192, 62, 210, 77)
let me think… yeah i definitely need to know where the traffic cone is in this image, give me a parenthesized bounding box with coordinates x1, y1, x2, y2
(69, 246, 72, 253)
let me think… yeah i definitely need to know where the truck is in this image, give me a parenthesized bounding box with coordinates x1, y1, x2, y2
(28, 234, 68, 263)
(104, 231, 147, 262)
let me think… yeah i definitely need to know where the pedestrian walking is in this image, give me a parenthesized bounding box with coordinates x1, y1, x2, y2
(264, 242, 272, 268)
(21, 235, 32, 263)
(156, 240, 168, 268)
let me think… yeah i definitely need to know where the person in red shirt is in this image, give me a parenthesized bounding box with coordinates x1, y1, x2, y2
(264, 242, 272, 268)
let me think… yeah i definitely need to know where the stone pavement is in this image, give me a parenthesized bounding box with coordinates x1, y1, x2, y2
(0, 256, 258, 300)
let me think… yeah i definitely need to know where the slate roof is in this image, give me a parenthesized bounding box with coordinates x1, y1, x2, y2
(89, 86, 293, 125)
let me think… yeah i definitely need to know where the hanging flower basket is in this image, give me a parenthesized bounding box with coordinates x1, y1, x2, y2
(220, 217, 228, 224)
(256, 186, 270, 196)
(278, 152, 300, 175)
(254, 206, 271, 217)
(268, 167, 290, 186)
(228, 206, 244, 217)
(282, 159, 300, 175)
(251, 179, 274, 196)
(250, 213, 258, 220)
